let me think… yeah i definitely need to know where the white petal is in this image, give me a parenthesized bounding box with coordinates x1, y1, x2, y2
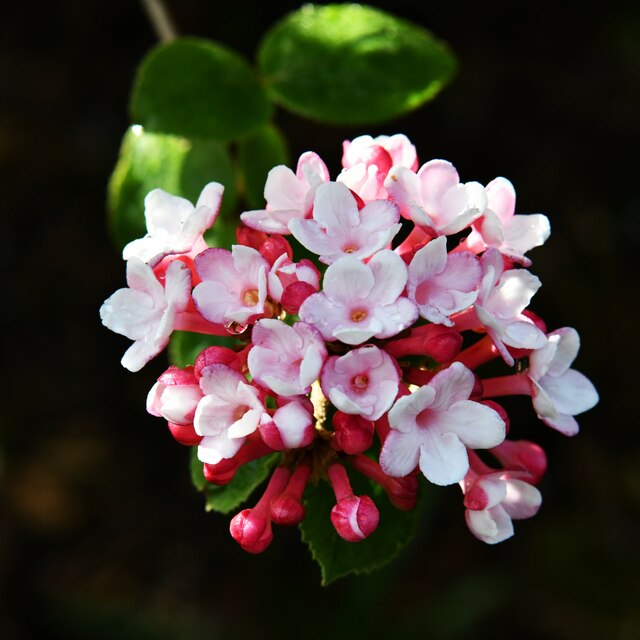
(379, 429, 422, 477)
(439, 401, 506, 449)
(466, 505, 514, 544)
(419, 431, 469, 486)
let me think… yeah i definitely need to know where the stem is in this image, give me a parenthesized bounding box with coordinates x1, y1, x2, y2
(481, 373, 531, 398)
(454, 336, 500, 370)
(174, 311, 229, 336)
(452, 306, 481, 332)
(140, 0, 178, 42)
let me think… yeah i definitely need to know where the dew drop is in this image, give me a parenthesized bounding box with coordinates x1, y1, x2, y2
(225, 321, 248, 335)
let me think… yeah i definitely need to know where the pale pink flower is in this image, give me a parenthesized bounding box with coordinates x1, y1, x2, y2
(259, 399, 315, 450)
(240, 152, 330, 235)
(146, 366, 202, 425)
(267, 254, 320, 303)
(299, 251, 418, 345)
(321, 345, 399, 421)
(462, 471, 542, 544)
(380, 362, 506, 486)
(123, 183, 224, 266)
(100, 258, 191, 372)
(338, 134, 417, 202)
(465, 177, 551, 266)
(341, 134, 418, 170)
(193, 245, 269, 325)
(528, 327, 599, 435)
(385, 160, 487, 236)
(248, 319, 327, 397)
(194, 364, 268, 464)
(472, 249, 547, 365)
(407, 236, 482, 326)
(288, 182, 401, 265)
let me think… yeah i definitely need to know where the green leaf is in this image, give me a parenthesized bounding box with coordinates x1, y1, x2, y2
(108, 126, 236, 250)
(300, 471, 421, 585)
(131, 38, 272, 141)
(258, 4, 457, 124)
(190, 447, 280, 514)
(238, 124, 290, 209)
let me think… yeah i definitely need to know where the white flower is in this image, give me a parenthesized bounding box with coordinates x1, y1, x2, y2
(100, 258, 191, 372)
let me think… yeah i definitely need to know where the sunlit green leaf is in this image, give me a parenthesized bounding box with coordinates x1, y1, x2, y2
(131, 38, 272, 141)
(258, 4, 456, 124)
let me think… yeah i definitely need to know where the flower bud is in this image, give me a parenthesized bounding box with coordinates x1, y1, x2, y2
(259, 236, 293, 265)
(331, 412, 374, 455)
(229, 467, 290, 553)
(167, 422, 202, 446)
(236, 225, 268, 250)
(270, 464, 311, 527)
(330, 495, 380, 542)
(281, 281, 317, 315)
(327, 464, 379, 542)
(490, 439, 547, 484)
(194, 346, 241, 379)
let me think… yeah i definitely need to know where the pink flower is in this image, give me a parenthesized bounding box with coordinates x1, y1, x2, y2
(299, 251, 418, 345)
(100, 258, 191, 372)
(259, 399, 315, 450)
(407, 236, 482, 326)
(267, 254, 320, 303)
(380, 362, 506, 486)
(472, 249, 547, 365)
(240, 152, 330, 235)
(385, 160, 487, 236)
(528, 327, 599, 435)
(193, 245, 269, 325)
(465, 177, 550, 266)
(288, 182, 401, 265)
(462, 471, 542, 544)
(147, 366, 202, 425)
(248, 319, 327, 397)
(123, 183, 224, 266)
(194, 364, 268, 464)
(321, 345, 400, 421)
(338, 134, 417, 202)
(341, 134, 418, 171)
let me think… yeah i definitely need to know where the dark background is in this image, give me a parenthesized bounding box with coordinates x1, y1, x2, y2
(1, 1, 638, 638)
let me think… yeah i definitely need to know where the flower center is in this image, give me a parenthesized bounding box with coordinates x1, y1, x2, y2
(233, 405, 249, 422)
(351, 309, 367, 322)
(343, 244, 359, 254)
(242, 288, 260, 306)
(352, 374, 369, 390)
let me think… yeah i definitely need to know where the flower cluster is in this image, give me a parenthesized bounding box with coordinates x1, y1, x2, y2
(101, 134, 598, 550)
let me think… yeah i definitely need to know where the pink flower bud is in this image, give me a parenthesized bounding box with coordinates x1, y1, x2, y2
(259, 235, 293, 265)
(330, 495, 380, 542)
(229, 509, 273, 554)
(327, 464, 379, 542)
(331, 412, 374, 455)
(167, 422, 202, 446)
(490, 440, 547, 484)
(194, 346, 241, 379)
(270, 464, 311, 526)
(236, 224, 268, 250)
(281, 281, 317, 314)
(229, 467, 290, 553)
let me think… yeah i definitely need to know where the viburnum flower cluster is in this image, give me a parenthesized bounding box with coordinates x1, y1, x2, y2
(101, 134, 598, 551)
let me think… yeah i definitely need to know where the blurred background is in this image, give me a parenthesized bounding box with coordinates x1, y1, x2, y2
(1, 1, 638, 638)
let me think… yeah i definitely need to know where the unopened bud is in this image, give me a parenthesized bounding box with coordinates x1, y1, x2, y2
(490, 439, 547, 484)
(167, 422, 202, 446)
(259, 236, 293, 265)
(331, 412, 374, 455)
(330, 495, 380, 542)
